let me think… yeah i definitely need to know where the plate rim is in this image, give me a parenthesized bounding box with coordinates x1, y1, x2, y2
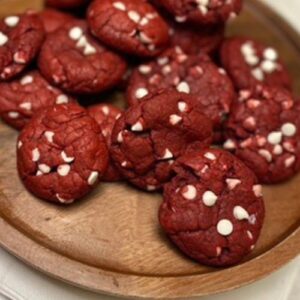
(1, 0, 300, 298)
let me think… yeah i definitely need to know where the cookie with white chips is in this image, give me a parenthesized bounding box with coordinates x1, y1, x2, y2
(88, 103, 123, 182)
(157, 0, 243, 25)
(159, 148, 265, 267)
(224, 85, 300, 183)
(220, 37, 292, 90)
(87, 0, 170, 57)
(110, 90, 213, 191)
(0, 70, 75, 130)
(38, 20, 127, 94)
(0, 12, 45, 81)
(126, 47, 235, 138)
(17, 103, 109, 204)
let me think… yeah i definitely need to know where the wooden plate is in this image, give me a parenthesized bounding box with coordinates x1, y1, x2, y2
(0, 0, 300, 298)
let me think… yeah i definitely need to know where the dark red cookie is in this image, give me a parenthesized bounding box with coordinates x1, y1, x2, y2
(39, 9, 74, 34)
(46, 0, 89, 9)
(110, 90, 213, 191)
(0, 70, 75, 130)
(0, 12, 44, 81)
(223, 86, 300, 183)
(159, 148, 265, 267)
(158, 0, 243, 25)
(87, 0, 170, 57)
(169, 21, 225, 55)
(220, 37, 292, 90)
(17, 103, 109, 204)
(88, 103, 123, 181)
(38, 20, 127, 94)
(127, 47, 235, 134)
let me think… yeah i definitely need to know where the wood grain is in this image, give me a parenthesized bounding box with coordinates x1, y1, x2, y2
(0, 0, 300, 298)
(0, 0, 44, 17)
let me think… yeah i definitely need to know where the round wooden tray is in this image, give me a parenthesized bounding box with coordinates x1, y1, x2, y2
(0, 0, 300, 298)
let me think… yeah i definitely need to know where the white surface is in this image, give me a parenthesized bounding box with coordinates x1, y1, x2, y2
(0, 1, 300, 299)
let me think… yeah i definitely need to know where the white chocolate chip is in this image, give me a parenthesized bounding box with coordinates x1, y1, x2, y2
(56, 94, 69, 104)
(131, 121, 143, 131)
(176, 81, 190, 94)
(101, 106, 110, 115)
(56, 194, 74, 204)
(36, 170, 43, 176)
(57, 164, 71, 176)
(285, 156, 296, 168)
(226, 178, 241, 190)
(113, 1, 126, 11)
(76, 35, 88, 48)
(202, 191, 218, 207)
(253, 185, 263, 197)
(175, 16, 187, 23)
(19, 102, 31, 111)
(169, 114, 182, 125)
(4, 16, 19, 27)
(0, 32, 8, 46)
(61, 151, 74, 163)
(20, 75, 33, 85)
(140, 17, 149, 26)
(88, 171, 98, 185)
(157, 57, 169, 65)
(233, 206, 249, 220)
(216, 246, 222, 256)
(267, 131, 282, 145)
(258, 149, 272, 162)
(263, 48, 278, 61)
(182, 185, 197, 200)
(135, 87, 149, 99)
(281, 123, 297, 137)
(17, 140, 23, 149)
(13, 52, 26, 64)
(138, 65, 152, 74)
(252, 68, 264, 81)
(38, 164, 51, 174)
(147, 185, 156, 191)
(261, 60, 277, 73)
(117, 131, 123, 143)
(32, 148, 40, 162)
(121, 161, 128, 167)
(8, 111, 19, 119)
(139, 32, 153, 44)
(247, 230, 253, 240)
(161, 148, 173, 160)
(223, 139, 236, 150)
(83, 44, 96, 55)
(69, 27, 83, 40)
(273, 144, 283, 155)
(178, 101, 187, 112)
(204, 152, 216, 161)
(44, 131, 54, 143)
(128, 11, 141, 23)
(217, 219, 233, 236)
(249, 214, 257, 225)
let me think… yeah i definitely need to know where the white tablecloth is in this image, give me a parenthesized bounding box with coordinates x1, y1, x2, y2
(1, 1, 300, 299)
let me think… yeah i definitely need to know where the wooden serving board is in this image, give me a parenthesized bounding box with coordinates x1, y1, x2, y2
(0, 0, 300, 298)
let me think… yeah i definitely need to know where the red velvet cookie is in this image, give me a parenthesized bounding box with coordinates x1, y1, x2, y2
(88, 103, 123, 182)
(224, 86, 300, 183)
(169, 21, 225, 55)
(38, 20, 127, 94)
(127, 47, 235, 134)
(220, 37, 292, 90)
(87, 0, 170, 57)
(158, 0, 243, 25)
(159, 148, 265, 267)
(0, 12, 44, 81)
(110, 91, 213, 191)
(17, 103, 109, 204)
(39, 9, 74, 34)
(0, 70, 74, 130)
(46, 0, 89, 9)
